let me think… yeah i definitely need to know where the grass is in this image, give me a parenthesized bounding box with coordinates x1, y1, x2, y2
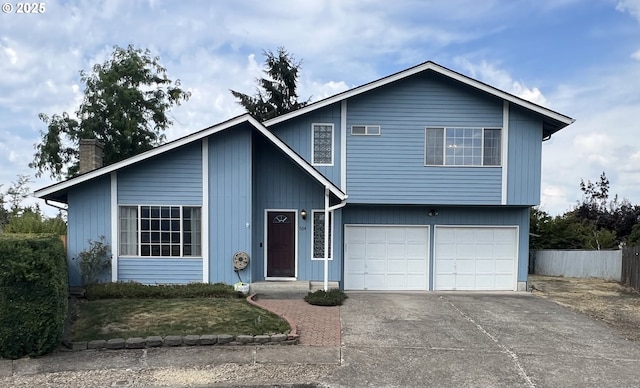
(71, 298, 290, 341)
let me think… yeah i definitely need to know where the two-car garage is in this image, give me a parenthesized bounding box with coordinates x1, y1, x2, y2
(344, 225, 518, 291)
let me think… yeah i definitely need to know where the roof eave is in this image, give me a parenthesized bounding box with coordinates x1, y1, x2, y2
(264, 60, 575, 129)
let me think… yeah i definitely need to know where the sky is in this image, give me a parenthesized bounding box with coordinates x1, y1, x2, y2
(1, 0, 639, 216)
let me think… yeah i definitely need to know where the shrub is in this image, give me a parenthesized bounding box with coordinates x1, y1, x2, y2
(0, 234, 68, 359)
(86, 281, 239, 300)
(304, 289, 348, 306)
(75, 237, 111, 286)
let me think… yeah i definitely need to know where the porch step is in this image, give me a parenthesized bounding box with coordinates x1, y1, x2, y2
(249, 281, 341, 296)
(250, 281, 310, 295)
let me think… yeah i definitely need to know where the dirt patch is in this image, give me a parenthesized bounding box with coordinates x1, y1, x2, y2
(530, 275, 640, 341)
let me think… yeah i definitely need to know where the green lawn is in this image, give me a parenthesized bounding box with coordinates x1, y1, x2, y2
(71, 298, 290, 341)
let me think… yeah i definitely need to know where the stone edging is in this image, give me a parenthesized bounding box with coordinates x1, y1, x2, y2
(64, 294, 299, 352)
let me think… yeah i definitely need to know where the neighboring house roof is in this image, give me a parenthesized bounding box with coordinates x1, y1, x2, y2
(264, 60, 575, 138)
(35, 114, 347, 203)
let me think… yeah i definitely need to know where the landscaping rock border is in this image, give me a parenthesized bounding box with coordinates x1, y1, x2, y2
(67, 333, 297, 352)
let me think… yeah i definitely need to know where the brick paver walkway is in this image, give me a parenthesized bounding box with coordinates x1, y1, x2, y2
(256, 299, 341, 347)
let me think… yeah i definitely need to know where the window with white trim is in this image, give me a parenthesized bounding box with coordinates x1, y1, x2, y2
(351, 125, 381, 135)
(312, 123, 333, 165)
(119, 205, 202, 257)
(425, 127, 501, 166)
(312, 210, 333, 260)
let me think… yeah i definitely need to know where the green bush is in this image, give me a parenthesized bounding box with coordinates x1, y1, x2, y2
(75, 237, 111, 286)
(304, 289, 348, 306)
(0, 234, 68, 359)
(86, 281, 240, 300)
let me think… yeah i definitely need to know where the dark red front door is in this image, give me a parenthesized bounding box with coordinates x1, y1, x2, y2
(267, 211, 295, 278)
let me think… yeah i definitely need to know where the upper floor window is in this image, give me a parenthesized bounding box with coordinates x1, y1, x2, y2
(312, 123, 334, 165)
(425, 127, 501, 166)
(351, 125, 381, 136)
(119, 205, 202, 257)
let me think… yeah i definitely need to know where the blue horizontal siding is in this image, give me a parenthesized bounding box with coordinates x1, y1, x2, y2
(118, 142, 202, 205)
(118, 258, 203, 284)
(67, 176, 111, 287)
(342, 205, 530, 284)
(346, 72, 503, 204)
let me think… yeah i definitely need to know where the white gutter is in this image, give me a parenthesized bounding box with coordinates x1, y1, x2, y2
(44, 199, 68, 212)
(323, 190, 348, 291)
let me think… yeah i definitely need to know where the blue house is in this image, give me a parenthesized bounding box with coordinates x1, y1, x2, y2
(35, 61, 574, 291)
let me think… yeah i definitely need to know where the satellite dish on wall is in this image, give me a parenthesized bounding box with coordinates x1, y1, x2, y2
(233, 251, 250, 271)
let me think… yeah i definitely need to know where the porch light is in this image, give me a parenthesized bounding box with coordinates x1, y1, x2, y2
(300, 209, 307, 220)
(428, 209, 439, 217)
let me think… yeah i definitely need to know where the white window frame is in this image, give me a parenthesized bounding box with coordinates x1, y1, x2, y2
(351, 125, 381, 136)
(118, 204, 202, 258)
(311, 123, 334, 166)
(311, 209, 333, 260)
(424, 127, 502, 167)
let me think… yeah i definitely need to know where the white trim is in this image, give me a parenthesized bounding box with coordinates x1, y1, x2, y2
(343, 224, 430, 291)
(264, 61, 575, 128)
(264, 209, 298, 280)
(110, 172, 118, 282)
(501, 101, 509, 205)
(35, 115, 346, 202)
(116, 204, 204, 259)
(201, 138, 209, 283)
(311, 209, 334, 260)
(341, 100, 347, 192)
(424, 127, 503, 167)
(311, 123, 334, 166)
(433, 225, 519, 291)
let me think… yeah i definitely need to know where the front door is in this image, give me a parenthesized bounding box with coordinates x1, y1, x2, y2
(266, 211, 296, 278)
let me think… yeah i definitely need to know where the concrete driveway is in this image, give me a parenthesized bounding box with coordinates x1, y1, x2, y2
(323, 292, 640, 388)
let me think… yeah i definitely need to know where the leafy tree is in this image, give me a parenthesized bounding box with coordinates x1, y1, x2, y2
(231, 47, 309, 121)
(0, 174, 67, 235)
(31, 45, 191, 180)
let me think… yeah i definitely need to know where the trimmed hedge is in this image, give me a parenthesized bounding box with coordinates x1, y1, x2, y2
(85, 281, 240, 300)
(0, 234, 68, 359)
(304, 289, 348, 306)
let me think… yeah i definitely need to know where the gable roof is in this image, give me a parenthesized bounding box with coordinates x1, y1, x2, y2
(264, 61, 575, 138)
(35, 114, 347, 203)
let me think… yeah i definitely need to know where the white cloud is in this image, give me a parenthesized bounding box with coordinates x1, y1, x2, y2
(616, 0, 640, 20)
(632, 49, 640, 61)
(453, 58, 549, 106)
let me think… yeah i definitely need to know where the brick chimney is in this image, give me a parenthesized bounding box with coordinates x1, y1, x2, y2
(78, 139, 104, 174)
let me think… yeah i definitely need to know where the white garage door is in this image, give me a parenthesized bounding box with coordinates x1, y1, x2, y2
(434, 226, 518, 291)
(344, 225, 429, 290)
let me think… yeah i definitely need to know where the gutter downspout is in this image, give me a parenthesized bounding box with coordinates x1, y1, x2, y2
(323, 189, 348, 291)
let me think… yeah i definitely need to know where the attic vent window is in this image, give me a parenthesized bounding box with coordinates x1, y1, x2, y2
(351, 125, 381, 136)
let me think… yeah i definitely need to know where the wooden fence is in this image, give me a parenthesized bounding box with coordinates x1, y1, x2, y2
(621, 246, 640, 292)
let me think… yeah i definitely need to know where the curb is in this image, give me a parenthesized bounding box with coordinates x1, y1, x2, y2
(246, 293, 300, 341)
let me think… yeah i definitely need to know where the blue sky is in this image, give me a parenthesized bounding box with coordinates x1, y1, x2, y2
(1, 0, 639, 215)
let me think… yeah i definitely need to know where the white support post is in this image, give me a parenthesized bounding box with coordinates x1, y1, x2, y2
(324, 187, 330, 291)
